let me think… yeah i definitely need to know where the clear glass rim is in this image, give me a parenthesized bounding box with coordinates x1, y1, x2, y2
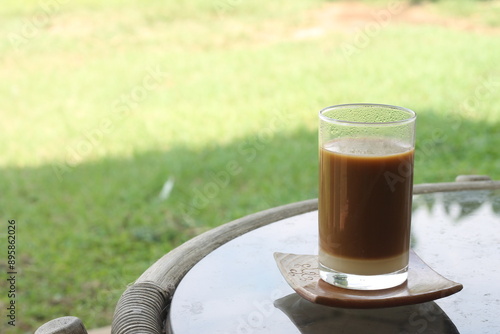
(319, 103, 416, 126)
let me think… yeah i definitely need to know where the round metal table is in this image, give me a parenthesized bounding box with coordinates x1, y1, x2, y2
(167, 189, 500, 333)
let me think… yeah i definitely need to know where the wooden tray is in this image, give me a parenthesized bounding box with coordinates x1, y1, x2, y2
(274, 250, 463, 308)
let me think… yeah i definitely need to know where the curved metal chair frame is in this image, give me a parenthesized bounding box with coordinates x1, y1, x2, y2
(110, 176, 500, 334)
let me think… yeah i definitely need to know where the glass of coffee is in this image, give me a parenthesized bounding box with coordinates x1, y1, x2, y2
(318, 103, 416, 290)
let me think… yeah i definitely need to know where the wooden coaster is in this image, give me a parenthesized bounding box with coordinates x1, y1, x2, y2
(274, 250, 463, 309)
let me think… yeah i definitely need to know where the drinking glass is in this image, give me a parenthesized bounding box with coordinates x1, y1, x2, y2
(318, 103, 416, 290)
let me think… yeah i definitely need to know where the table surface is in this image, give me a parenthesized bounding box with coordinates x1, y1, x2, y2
(167, 189, 500, 333)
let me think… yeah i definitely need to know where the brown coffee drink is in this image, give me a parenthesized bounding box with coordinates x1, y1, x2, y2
(319, 137, 414, 275)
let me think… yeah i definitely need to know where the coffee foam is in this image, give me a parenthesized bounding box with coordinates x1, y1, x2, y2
(324, 138, 411, 157)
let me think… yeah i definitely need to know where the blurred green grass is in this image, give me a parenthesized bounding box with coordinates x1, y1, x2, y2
(1, 0, 500, 332)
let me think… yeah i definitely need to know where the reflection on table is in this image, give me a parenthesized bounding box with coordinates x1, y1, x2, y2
(275, 293, 458, 334)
